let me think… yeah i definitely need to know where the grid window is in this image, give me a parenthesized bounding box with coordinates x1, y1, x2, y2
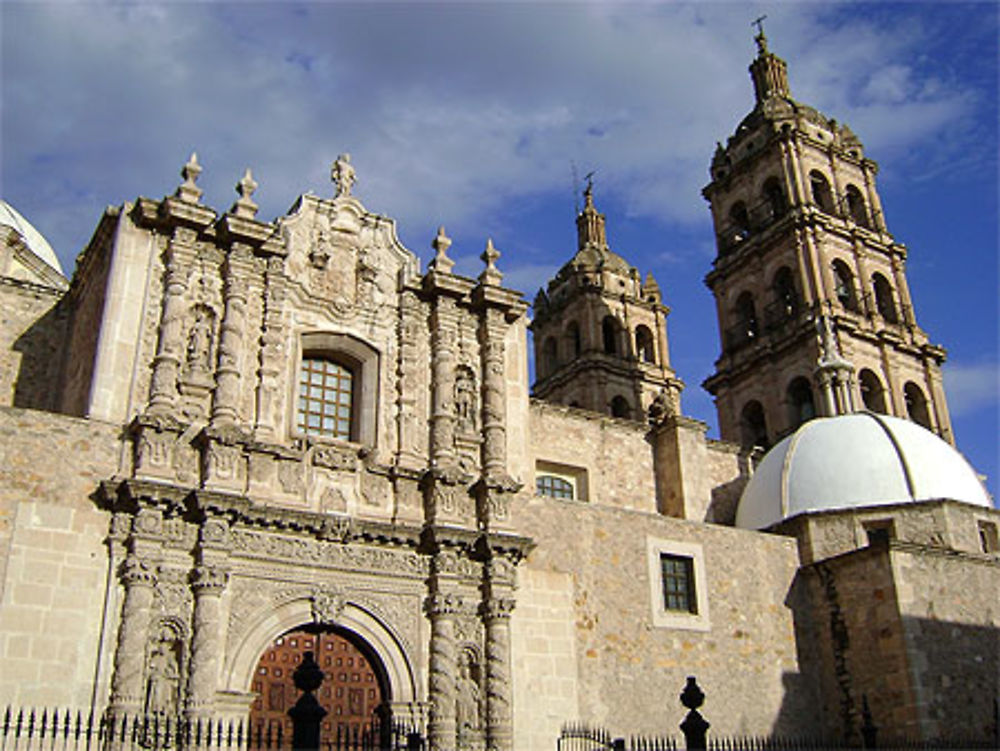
(536, 474, 574, 499)
(297, 358, 353, 440)
(661, 554, 697, 614)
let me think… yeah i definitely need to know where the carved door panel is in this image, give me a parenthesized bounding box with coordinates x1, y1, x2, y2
(249, 627, 384, 740)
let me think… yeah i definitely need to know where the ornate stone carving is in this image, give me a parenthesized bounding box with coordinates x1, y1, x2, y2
(229, 530, 428, 576)
(185, 304, 216, 372)
(132, 507, 164, 538)
(190, 564, 229, 593)
(318, 515, 352, 542)
(120, 554, 158, 586)
(110, 554, 158, 714)
(310, 587, 346, 626)
(313, 445, 357, 472)
(200, 517, 231, 549)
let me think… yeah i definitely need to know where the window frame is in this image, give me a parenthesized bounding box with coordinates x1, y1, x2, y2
(534, 460, 588, 502)
(294, 332, 380, 447)
(297, 356, 355, 440)
(646, 538, 710, 631)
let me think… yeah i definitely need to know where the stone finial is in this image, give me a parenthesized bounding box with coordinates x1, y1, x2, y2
(428, 225, 455, 273)
(331, 153, 356, 198)
(479, 237, 503, 285)
(230, 168, 258, 219)
(176, 152, 203, 203)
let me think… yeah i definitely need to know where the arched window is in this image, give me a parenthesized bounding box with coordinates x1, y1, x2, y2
(728, 201, 750, 245)
(872, 273, 898, 323)
(298, 357, 354, 440)
(787, 377, 816, 429)
(542, 336, 558, 377)
(635, 325, 656, 363)
(602, 316, 620, 355)
(845, 185, 869, 228)
(610, 395, 631, 419)
(772, 267, 798, 317)
(762, 177, 786, 221)
(809, 171, 834, 214)
(739, 400, 768, 450)
(904, 382, 931, 429)
(859, 368, 887, 413)
(566, 321, 582, 358)
(735, 291, 758, 341)
(832, 259, 858, 312)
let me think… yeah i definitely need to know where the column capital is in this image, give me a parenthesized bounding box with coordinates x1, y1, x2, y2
(190, 564, 229, 594)
(119, 554, 158, 587)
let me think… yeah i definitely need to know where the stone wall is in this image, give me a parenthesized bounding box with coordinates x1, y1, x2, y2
(794, 538, 1000, 744)
(0, 279, 67, 411)
(529, 401, 656, 512)
(510, 493, 812, 745)
(0, 406, 122, 707)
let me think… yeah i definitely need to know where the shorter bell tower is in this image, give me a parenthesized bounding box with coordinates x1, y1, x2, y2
(531, 185, 684, 420)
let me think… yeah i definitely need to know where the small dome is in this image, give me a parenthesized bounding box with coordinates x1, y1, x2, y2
(736, 413, 991, 530)
(0, 200, 64, 275)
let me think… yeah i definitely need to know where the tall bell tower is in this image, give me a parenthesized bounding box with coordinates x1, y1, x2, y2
(531, 184, 684, 421)
(702, 28, 952, 450)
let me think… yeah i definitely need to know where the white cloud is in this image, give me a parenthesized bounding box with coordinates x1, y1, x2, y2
(943, 361, 1000, 417)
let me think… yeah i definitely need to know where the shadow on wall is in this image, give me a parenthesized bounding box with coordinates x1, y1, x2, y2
(783, 558, 1000, 745)
(12, 299, 68, 411)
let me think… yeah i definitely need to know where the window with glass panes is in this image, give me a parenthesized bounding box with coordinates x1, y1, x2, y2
(298, 358, 353, 439)
(536, 475, 574, 499)
(660, 553, 697, 614)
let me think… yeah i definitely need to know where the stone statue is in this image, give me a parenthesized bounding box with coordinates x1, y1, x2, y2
(455, 652, 482, 742)
(145, 625, 181, 715)
(331, 153, 356, 198)
(648, 388, 670, 425)
(186, 307, 213, 370)
(454, 368, 477, 434)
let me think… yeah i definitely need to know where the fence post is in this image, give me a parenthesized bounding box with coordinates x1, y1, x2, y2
(288, 650, 327, 751)
(611, 738, 626, 751)
(679, 676, 710, 751)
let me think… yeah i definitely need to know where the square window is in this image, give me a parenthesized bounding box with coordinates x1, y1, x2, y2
(647, 538, 710, 631)
(660, 554, 697, 614)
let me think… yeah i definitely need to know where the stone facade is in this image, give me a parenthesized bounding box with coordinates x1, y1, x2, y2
(0, 38, 996, 751)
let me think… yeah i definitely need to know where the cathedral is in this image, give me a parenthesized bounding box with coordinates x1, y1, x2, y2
(0, 31, 996, 750)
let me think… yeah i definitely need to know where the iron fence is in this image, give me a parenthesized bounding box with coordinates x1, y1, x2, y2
(0, 709, 423, 751)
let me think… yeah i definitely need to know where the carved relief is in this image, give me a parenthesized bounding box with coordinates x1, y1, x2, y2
(310, 587, 346, 626)
(277, 460, 305, 496)
(320, 485, 350, 514)
(312, 445, 357, 472)
(229, 530, 428, 576)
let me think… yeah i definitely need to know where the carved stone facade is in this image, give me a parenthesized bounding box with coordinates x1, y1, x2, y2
(0, 38, 996, 751)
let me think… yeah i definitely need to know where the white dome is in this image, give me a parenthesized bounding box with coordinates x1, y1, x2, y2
(0, 200, 64, 275)
(736, 412, 992, 530)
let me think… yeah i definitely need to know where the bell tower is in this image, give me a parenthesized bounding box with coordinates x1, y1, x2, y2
(531, 184, 684, 420)
(702, 29, 952, 450)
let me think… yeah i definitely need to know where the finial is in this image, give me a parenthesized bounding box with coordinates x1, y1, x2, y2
(479, 237, 503, 285)
(176, 152, 203, 203)
(331, 153, 357, 198)
(752, 15, 768, 54)
(582, 171, 596, 209)
(230, 168, 258, 219)
(428, 225, 455, 273)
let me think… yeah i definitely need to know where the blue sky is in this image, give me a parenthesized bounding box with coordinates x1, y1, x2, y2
(2, 2, 997, 499)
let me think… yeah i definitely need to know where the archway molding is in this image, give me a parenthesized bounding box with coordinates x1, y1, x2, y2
(223, 593, 419, 710)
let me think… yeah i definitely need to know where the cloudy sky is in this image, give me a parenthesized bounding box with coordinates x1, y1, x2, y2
(2, 1, 997, 498)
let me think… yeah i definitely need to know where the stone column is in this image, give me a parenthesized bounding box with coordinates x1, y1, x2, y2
(185, 563, 228, 719)
(890, 255, 916, 327)
(479, 309, 507, 480)
(211, 244, 253, 427)
(396, 290, 424, 470)
(426, 590, 461, 751)
(430, 296, 459, 468)
(254, 256, 286, 438)
(482, 594, 516, 751)
(148, 231, 196, 415)
(108, 553, 158, 715)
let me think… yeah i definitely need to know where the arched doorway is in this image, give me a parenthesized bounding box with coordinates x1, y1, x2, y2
(249, 625, 388, 741)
